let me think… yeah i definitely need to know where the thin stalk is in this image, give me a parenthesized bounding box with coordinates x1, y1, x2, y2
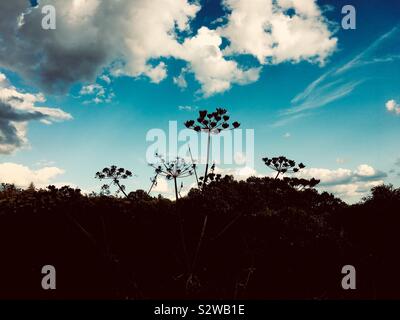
(115, 180, 129, 198)
(203, 131, 211, 188)
(66, 213, 97, 246)
(190, 215, 208, 273)
(274, 163, 283, 180)
(188, 146, 199, 187)
(211, 212, 243, 241)
(173, 177, 179, 202)
(147, 174, 158, 195)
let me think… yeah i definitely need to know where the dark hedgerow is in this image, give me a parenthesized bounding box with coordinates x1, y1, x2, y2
(0, 178, 400, 299)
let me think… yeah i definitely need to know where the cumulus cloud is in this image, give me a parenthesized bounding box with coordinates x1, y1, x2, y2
(153, 161, 386, 203)
(297, 164, 387, 202)
(219, 0, 337, 65)
(386, 99, 400, 115)
(208, 163, 386, 201)
(0, 162, 64, 188)
(0, 72, 72, 154)
(180, 27, 261, 96)
(0, 0, 336, 97)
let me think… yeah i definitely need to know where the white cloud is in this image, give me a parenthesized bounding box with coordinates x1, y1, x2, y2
(180, 27, 261, 96)
(0, 162, 64, 188)
(219, 0, 337, 65)
(355, 164, 377, 177)
(0, 0, 336, 97)
(173, 70, 188, 89)
(0, 72, 72, 154)
(214, 165, 260, 180)
(297, 164, 387, 202)
(99, 75, 111, 84)
(178, 105, 197, 111)
(80, 84, 105, 96)
(79, 82, 114, 104)
(386, 99, 400, 115)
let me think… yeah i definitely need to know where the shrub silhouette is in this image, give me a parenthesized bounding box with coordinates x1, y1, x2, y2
(0, 177, 400, 299)
(198, 163, 222, 187)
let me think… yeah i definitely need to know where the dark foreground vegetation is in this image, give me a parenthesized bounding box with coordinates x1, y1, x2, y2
(0, 177, 399, 299)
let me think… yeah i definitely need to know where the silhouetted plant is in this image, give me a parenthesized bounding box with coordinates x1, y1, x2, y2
(198, 163, 222, 187)
(149, 154, 194, 201)
(262, 156, 305, 179)
(188, 145, 200, 187)
(185, 108, 240, 187)
(147, 173, 159, 195)
(2, 176, 400, 299)
(95, 165, 133, 198)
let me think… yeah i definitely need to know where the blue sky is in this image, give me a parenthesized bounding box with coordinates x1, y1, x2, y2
(0, 0, 399, 202)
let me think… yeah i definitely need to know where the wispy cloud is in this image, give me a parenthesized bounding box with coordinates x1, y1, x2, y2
(178, 105, 198, 112)
(334, 26, 400, 75)
(273, 26, 400, 126)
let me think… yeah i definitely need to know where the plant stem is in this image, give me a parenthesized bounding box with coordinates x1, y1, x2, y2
(211, 212, 242, 241)
(115, 181, 129, 198)
(147, 174, 158, 195)
(275, 163, 282, 180)
(203, 131, 211, 188)
(191, 215, 208, 272)
(188, 146, 199, 187)
(174, 177, 179, 202)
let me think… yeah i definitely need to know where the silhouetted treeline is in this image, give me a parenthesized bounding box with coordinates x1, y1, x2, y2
(0, 178, 399, 299)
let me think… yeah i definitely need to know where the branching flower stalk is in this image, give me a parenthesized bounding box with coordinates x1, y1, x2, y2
(188, 146, 199, 187)
(147, 173, 159, 195)
(262, 156, 305, 179)
(185, 108, 240, 188)
(149, 154, 194, 202)
(149, 154, 195, 278)
(95, 165, 133, 198)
